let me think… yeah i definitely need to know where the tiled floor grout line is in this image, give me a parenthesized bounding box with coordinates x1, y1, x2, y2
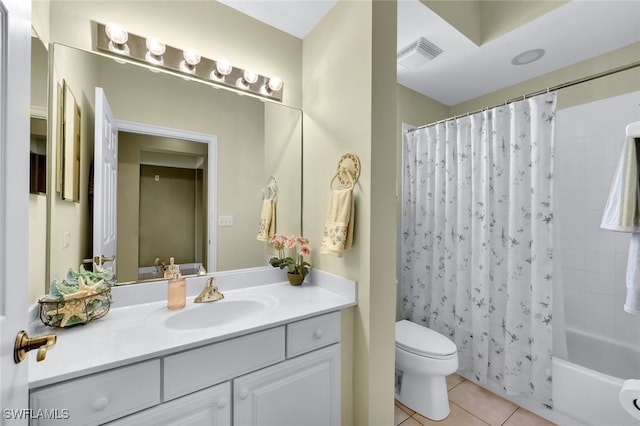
(451, 401, 492, 426)
(448, 380, 465, 391)
(399, 417, 422, 426)
(500, 407, 520, 426)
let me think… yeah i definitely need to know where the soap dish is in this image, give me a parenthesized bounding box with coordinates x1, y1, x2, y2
(38, 287, 112, 328)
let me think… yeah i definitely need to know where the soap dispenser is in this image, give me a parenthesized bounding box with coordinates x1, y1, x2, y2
(167, 270, 186, 311)
(164, 257, 180, 279)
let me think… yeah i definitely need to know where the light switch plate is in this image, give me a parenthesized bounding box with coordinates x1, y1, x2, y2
(218, 216, 233, 227)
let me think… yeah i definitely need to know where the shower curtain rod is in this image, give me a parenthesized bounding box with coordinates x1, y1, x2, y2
(407, 59, 640, 132)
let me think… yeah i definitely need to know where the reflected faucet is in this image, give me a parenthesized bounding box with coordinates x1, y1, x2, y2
(154, 258, 166, 276)
(194, 277, 224, 303)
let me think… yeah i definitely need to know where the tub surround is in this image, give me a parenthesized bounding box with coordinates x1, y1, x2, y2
(552, 328, 640, 426)
(27, 267, 356, 388)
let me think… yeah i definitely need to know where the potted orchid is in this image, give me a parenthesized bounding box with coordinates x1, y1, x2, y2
(269, 234, 312, 285)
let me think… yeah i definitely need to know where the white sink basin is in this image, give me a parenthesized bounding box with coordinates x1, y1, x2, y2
(146, 293, 279, 330)
(166, 299, 266, 330)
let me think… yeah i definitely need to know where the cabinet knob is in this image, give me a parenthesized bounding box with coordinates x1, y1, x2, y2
(313, 329, 324, 340)
(216, 397, 228, 409)
(239, 389, 249, 400)
(92, 397, 109, 411)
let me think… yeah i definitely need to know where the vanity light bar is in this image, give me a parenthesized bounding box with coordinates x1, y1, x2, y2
(95, 22, 284, 102)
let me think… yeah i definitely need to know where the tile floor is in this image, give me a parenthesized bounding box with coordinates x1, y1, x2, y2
(394, 374, 556, 426)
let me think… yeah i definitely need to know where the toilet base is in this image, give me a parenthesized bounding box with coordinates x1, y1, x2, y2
(398, 373, 450, 421)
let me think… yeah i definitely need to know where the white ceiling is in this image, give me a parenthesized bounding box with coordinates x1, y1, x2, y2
(217, 0, 337, 39)
(218, 0, 640, 106)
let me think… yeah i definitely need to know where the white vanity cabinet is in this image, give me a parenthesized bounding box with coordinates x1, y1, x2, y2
(28, 311, 342, 426)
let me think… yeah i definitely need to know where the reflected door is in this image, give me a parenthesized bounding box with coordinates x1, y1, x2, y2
(93, 87, 118, 271)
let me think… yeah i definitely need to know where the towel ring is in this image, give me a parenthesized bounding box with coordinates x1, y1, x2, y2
(330, 153, 360, 189)
(264, 176, 278, 200)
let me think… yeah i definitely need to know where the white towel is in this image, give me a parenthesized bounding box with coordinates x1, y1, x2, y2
(256, 199, 276, 241)
(601, 137, 640, 232)
(320, 188, 354, 257)
(625, 233, 640, 315)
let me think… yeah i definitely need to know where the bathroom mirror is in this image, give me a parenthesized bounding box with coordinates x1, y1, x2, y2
(41, 43, 302, 287)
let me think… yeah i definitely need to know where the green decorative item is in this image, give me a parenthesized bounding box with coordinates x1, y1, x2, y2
(39, 264, 115, 327)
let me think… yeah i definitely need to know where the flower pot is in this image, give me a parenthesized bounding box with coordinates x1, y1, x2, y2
(287, 272, 304, 286)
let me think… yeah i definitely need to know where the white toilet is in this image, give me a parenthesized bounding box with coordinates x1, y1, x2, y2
(395, 319, 459, 421)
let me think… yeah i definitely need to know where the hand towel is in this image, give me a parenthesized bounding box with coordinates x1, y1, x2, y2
(320, 188, 354, 257)
(256, 199, 276, 241)
(625, 233, 640, 315)
(601, 136, 640, 232)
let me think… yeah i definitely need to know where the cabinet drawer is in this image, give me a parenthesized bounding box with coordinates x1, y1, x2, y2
(163, 327, 285, 401)
(29, 360, 160, 426)
(286, 311, 340, 358)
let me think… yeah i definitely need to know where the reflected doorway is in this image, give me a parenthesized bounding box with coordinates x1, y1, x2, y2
(138, 157, 205, 279)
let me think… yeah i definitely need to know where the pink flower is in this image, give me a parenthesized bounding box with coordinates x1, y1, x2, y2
(283, 235, 297, 249)
(269, 234, 285, 250)
(297, 237, 310, 245)
(299, 245, 311, 258)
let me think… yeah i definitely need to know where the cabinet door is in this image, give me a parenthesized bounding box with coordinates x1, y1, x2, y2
(106, 382, 231, 426)
(234, 344, 340, 426)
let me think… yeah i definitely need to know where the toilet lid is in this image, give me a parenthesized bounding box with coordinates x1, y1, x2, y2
(396, 320, 457, 358)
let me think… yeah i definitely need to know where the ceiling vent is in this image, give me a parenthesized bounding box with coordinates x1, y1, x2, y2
(397, 37, 443, 69)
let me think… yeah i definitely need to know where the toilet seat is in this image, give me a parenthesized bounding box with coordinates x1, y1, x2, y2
(396, 320, 457, 360)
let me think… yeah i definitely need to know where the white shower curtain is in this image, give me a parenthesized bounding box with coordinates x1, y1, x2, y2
(401, 93, 556, 408)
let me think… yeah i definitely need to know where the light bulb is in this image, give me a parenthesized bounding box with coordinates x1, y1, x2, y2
(267, 76, 283, 92)
(145, 37, 166, 57)
(216, 60, 232, 76)
(243, 70, 258, 85)
(105, 23, 128, 45)
(183, 48, 201, 66)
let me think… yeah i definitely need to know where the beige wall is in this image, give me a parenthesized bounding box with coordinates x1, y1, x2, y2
(421, 1, 567, 46)
(303, 1, 397, 424)
(32, 0, 50, 46)
(264, 102, 303, 245)
(30, 38, 48, 111)
(48, 45, 100, 290)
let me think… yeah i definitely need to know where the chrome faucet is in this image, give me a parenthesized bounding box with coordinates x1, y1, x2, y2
(194, 277, 224, 303)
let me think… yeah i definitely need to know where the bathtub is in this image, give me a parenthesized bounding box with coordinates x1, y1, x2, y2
(553, 328, 640, 426)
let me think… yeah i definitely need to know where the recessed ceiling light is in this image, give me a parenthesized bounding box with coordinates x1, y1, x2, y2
(511, 49, 545, 66)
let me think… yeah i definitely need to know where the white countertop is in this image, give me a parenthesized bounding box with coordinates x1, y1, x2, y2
(28, 268, 357, 388)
